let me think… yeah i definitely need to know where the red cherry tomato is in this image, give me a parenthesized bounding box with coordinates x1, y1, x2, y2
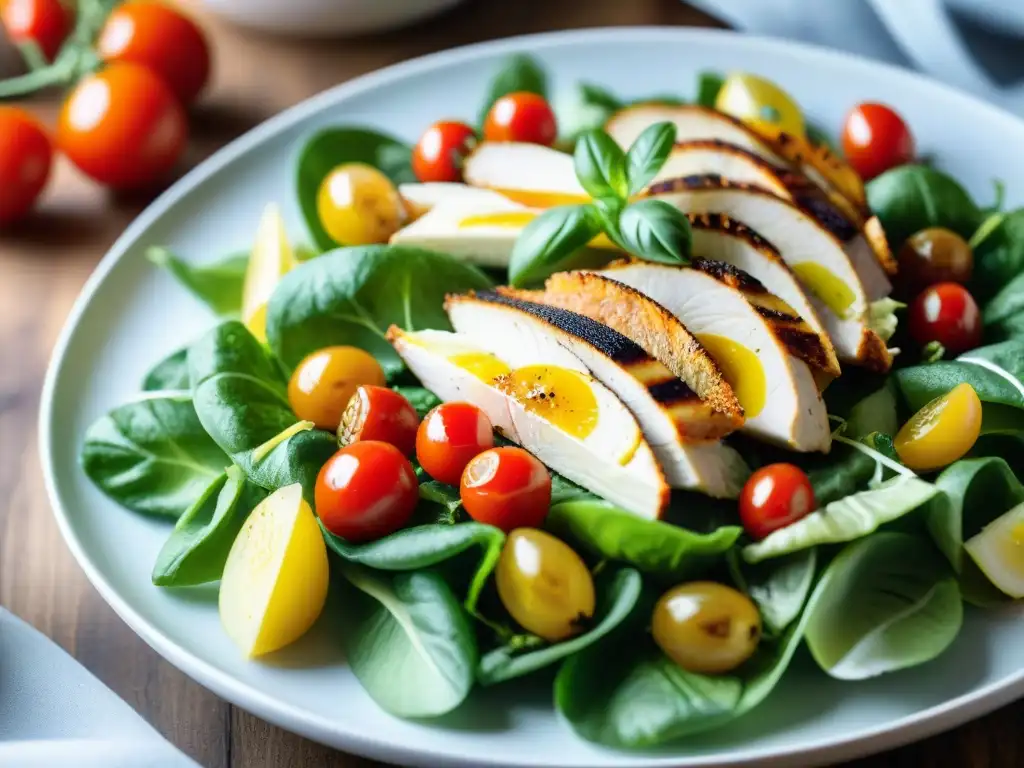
(739, 463, 816, 541)
(416, 402, 494, 486)
(483, 92, 557, 146)
(2, 0, 70, 61)
(0, 106, 52, 225)
(460, 447, 551, 532)
(57, 63, 187, 189)
(338, 385, 420, 456)
(315, 441, 418, 542)
(909, 282, 982, 355)
(97, 1, 211, 105)
(412, 120, 477, 183)
(841, 102, 915, 181)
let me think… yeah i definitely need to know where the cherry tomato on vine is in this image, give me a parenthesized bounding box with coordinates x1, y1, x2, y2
(483, 92, 557, 145)
(738, 463, 816, 541)
(416, 402, 494, 485)
(908, 282, 982, 355)
(57, 63, 187, 189)
(0, 107, 52, 225)
(97, 0, 211, 105)
(338, 385, 420, 456)
(315, 442, 418, 542)
(412, 120, 477, 183)
(460, 447, 551, 532)
(2, 0, 71, 61)
(841, 102, 915, 181)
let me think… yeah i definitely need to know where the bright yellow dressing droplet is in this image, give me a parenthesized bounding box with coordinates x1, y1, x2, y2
(448, 352, 511, 383)
(499, 365, 599, 439)
(489, 187, 591, 208)
(458, 211, 539, 229)
(894, 382, 982, 471)
(791, 262, 857, 318)
(696, 334, 766, 419)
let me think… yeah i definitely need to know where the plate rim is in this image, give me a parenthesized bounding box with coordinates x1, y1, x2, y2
(37, 25, 1024, 768)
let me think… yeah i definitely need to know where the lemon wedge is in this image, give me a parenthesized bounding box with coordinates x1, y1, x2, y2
(243, 203, 297, 343)
(965, 502, 1024, 599)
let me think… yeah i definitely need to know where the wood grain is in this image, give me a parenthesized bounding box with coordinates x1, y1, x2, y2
(1, 0, 1021, 766)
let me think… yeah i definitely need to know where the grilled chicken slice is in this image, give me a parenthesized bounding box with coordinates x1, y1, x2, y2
(445, 291, 749, 498)
(462, 142, 589, 208)
(388, 326, 670, 517)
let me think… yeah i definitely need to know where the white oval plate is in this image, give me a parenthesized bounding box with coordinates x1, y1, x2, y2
(40, 27, 1024, 768)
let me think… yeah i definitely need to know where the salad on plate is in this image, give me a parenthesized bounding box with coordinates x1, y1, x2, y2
(80, 54, 1024, 750)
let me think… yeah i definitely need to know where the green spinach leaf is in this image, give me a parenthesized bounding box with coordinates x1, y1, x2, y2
(546, 499, 740, 581)
(625, 122, 676, 196)
(391, 385, 441, 418)
(553, 83, 623, 149)
(894, 358, 1024, 416)
(616, 199, 691, 264)
(336, 565, 477, 718)
(152, 465, 267, 586)
(478, 566, 641, 686)
(142, 347, 190, 391)
(265, 245, 492, 377)
(477, 54, 548, 128)
(295, 128, 414, 251)
(866, 165, 981, 250)
(732, 548, 817, 636)
(508, 204, 604, 288)
(972, 209, 1024, 302)
(743, 477, 938, 563)
(696, 71, 724, 107)
(983, 270, 1024, 331)
(81, 392, 229, 520)
(321, 521, 504, 612)
(147, 247, 248, 317)
(805, 532, 962, 680)
(573, 129, 628, 203)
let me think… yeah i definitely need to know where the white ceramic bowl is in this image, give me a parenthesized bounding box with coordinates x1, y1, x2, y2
(41, 27, 1024, 768)
(198, 0, 465, 38)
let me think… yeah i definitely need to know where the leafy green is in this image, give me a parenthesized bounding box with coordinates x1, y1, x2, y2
(624, 122, 675, 196)
(152, 465, 267, 586)
(553, 83, 623, 149)
(81, 392, 229, 520)
(732, 548, 817, 636)
(844, 380, 899, 439)
(615, 200, 691, 264)
(188, 321, 336, 501)
(478, 567, 642, 686)
(546, 499, 740, 581)
(295, 128, 414, 251)
(391, 385, 440, 418)
(336, 565, 477, 718)
(983, 270, 1024, 331)
(573, 129, 627, 204)
(972, 209, 1024, 302)
(865, 165, 981, 250)
(805, 532, 962, 680)
(507, 204, 604, 287)
(147, 247, 249, 317)
(894, 358, 1024, 415)
(696, 71, 724, 107)
(265, 245, 492, 376)
(321, 521, 504, 612)
(477, 54, 548, 128)
(142, 347, 190, 391)
(743, 477, 938, 563)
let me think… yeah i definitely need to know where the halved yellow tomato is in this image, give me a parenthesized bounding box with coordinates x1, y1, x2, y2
(715, 72, 804, 139)
(894, 383, 982, 471)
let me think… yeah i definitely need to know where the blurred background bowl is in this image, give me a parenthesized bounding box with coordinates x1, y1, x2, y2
(198, 0, 466, 38)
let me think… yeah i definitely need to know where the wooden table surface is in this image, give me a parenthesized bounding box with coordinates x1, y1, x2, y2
(1, 1, 1021, 766)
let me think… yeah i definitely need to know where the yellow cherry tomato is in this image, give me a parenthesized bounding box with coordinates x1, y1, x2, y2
(894, 382, 982, 471)
(495, 528, 595, 642)
(652, 581, 761, 675)
(287, 346, 386, 431)
(316, 162, 405, 245)
(715, 72, 804, 139)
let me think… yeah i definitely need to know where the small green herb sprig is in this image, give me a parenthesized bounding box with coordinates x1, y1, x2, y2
(508, 122, 691, 287)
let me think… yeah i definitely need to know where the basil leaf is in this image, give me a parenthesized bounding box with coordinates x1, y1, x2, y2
(696, 71, 724, 107)
(616, 199, 691, 264)
(147, 247, 249, 317)
(152, 466, 267, 586)
(142, 347, 190, 391)
(625, 121, 676, 196)
(81, 392, 229, 520)
(477, 53, 548, 128)
(265, 245, 492, 377)
(508, 204, 603, 287)
(866, 165, 981, 250)
(336, 565, 477, 718)
(295, 128, 414, 251)
(478, 567, 641, 686)
(805, 532, 962, 680)
(573, 129, 628, 203)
